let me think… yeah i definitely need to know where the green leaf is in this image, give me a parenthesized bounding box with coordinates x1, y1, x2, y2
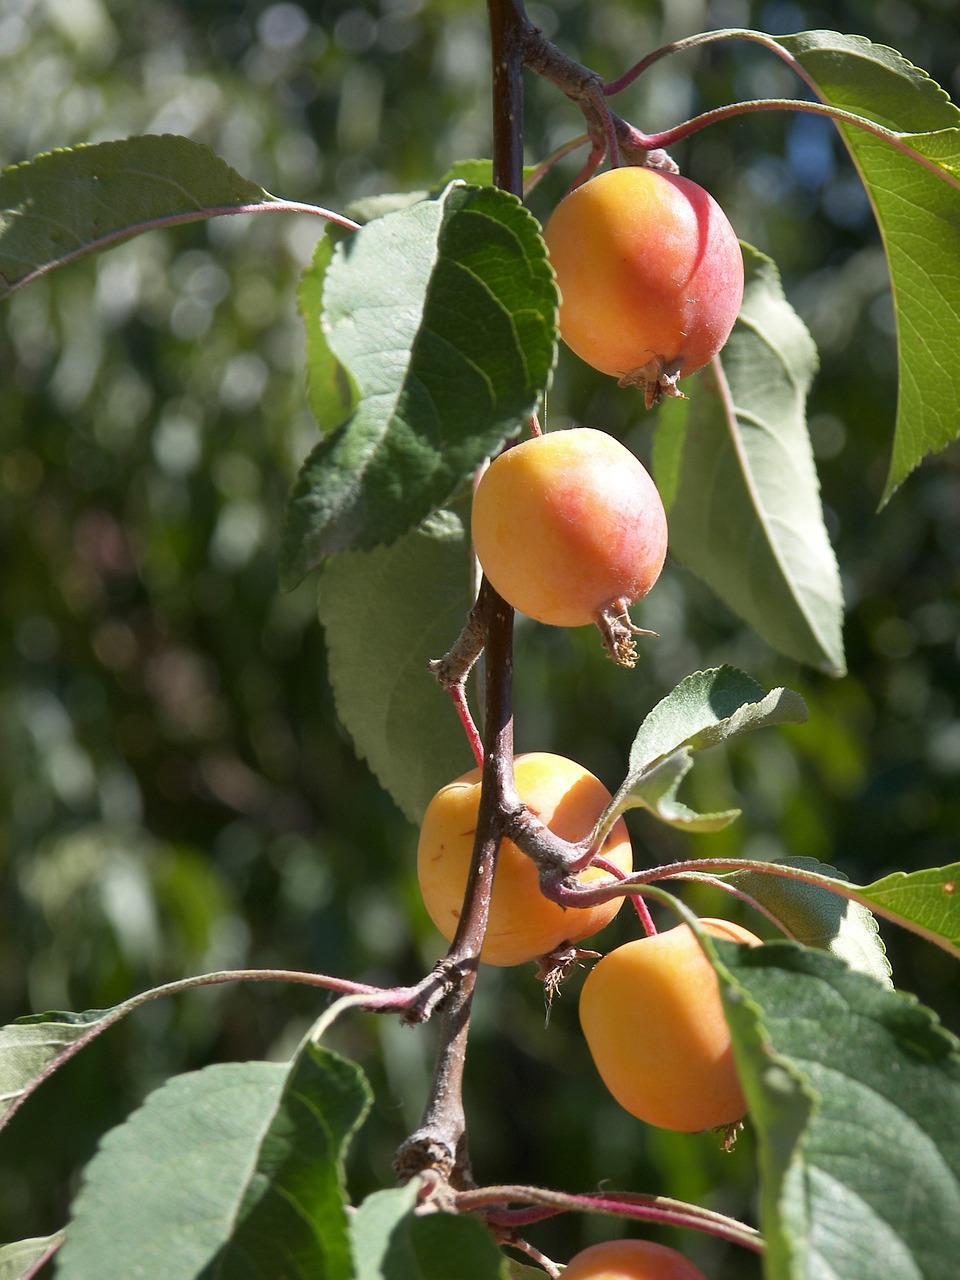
(342, 190, 431, 225)
(0, 1006, 124, 1131)
(701, 858, 960, 961)
(714, 939, 960, 1280)
(0, 970, 306, 1133)
(56, 1041, 371, 1279)
(722, 856, 892, 985)
(317, 506, 476, 823)
(601, 667, 805, 837)
(351, 1185, 421, 1280)
(0, 135, 266, 297)
(654, 245, 844, 674)
(298, 235, 357, 435)
(857, 863, 960, 957)
(351, 1187, 510, 1280)
(616, 748, 741, 832)
(0, 1234, 63, 1279)
(406, 1213, 511, 1279)
(280, 181, 557, 585)
(627, 666, 808, 773)
(505, 1265, 551, 1280)
(777, 31, 960, 501)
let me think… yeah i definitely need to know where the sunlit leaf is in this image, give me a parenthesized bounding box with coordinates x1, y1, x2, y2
(722, 856, 892, 984)
(0, 135, 266, 297)
(712, 858, 960, 961)
(627, 666, 808, 773)
(599, 667, 805, 839)
(714, 938, 960, 1280)
(56, 1041, 370, 1279)
(0, 1234, 63, 1280)
(612, 748, 741, 832)
(857, 862, 960, 957)
(281, 180, 557, 585)
(351, 1184, 420, 1280)
(0, 1007, 125, 1131)
(655, 246, 844, 674)
(777, 30, 960, 500)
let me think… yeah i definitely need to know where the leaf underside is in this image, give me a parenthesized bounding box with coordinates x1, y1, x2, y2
(654, 247, 844, 674)
(604, 666, 807, 834)
(317, 507, 476, 823)
(723, 855, 892, 984)
(281, 180, 557, 584)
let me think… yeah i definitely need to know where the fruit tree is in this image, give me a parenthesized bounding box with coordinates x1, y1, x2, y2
(2, 2, 960, 1278)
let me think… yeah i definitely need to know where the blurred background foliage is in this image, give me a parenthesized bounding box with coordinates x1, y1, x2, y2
(1, 0, 959, 1273)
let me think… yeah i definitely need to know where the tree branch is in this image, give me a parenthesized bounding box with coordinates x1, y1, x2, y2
(394, 0, 527, 1188)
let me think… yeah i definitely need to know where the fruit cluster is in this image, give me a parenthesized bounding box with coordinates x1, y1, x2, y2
(419, 164, 748, 1276)
(418, 756, 759, 1133)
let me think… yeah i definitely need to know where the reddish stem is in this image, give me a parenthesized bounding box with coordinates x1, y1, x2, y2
(593, 854, 657, 935)
(455, 1184, 763, 1252)
(449, 682, 485, 767)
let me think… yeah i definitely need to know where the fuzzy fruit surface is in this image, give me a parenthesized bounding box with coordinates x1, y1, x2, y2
(471, 428, 667, 629)
(543, 166, 744, 388)
(562, 1238, 708, 1280)
(417, 752, 631, 967)
(579, 917, 762, 1131)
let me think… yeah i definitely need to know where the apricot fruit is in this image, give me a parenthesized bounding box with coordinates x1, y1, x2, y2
(471, 428, 668, 665)
(579, 917, 762, 1131)
(562, 1238, 708, 1280)
(417, 752, 631, 966)
(543, 166, 744, 406)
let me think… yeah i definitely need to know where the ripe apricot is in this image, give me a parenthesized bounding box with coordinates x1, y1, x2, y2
(417, 752, 631, 967)
(471, 428, 667, 665)
(562, 1239, 708, 1280)
(543, 166, 744, 406)
(579, 917, 762, 1131)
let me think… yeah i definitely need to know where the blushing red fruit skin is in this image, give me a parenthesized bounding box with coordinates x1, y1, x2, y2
(416, 752, 632, 967)
(543, 166, 744, 393)
(579, 918, 762, 1132)
(471, 428, 668, 629)
(561, 1238, 709, 1280)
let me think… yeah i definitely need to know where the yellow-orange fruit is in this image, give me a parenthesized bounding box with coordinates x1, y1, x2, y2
(417, 752, 631, 966)
(543, 166, 744, 404)
(562, 1238, 709, 1280)
(471, 428, 667, 629)
(579, 918, 762, 1131)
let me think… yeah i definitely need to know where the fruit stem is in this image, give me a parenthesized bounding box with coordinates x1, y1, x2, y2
(521, 132, 592, 196)
(454, 1184, 764, 1252)
(448, 682, 485, 767)
(593, 854, 658, 935)
(516, 7, 678, 172)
